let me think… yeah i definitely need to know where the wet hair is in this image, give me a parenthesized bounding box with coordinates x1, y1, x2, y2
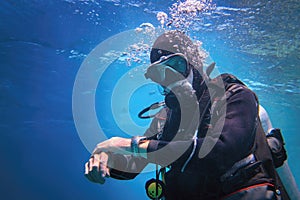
(150, 30, 204, 99)
(150, 30, 203, 70)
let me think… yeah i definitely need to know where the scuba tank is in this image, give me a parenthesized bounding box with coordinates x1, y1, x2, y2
(259, 105, 300, 199)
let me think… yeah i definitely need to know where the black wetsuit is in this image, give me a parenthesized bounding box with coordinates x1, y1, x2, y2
(109, 74, 276, 200)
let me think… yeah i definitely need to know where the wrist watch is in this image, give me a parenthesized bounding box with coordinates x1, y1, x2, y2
(131, 136, 147, 156)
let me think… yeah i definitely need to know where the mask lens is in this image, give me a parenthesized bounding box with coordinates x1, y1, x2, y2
(164, 54, 188, 75)
(145, 53, 189, 84)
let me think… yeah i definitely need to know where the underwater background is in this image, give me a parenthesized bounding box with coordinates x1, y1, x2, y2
(1, 0, 299, 199)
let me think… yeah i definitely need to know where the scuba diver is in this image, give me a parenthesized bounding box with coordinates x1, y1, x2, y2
(84, 30, 291, 199)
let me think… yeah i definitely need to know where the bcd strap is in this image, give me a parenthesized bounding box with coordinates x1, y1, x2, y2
(209, 74, 247, 120)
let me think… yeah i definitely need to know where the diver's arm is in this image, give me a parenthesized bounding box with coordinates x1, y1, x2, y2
(87, 108, 166, 181)
(109, 153, 149, 180)
(86, 138, 150, 181)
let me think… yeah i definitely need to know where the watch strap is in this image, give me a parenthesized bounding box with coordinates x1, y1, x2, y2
(131, 136, 147, 156)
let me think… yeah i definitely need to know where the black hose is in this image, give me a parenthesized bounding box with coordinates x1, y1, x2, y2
(138, 102, 165, 119)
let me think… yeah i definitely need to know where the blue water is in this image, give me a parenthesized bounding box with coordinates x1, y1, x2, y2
(1, 0, 299, 199)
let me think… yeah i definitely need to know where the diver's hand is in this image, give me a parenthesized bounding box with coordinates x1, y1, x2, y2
(92, 137, 132, 155)
(84, 152, 110, 184)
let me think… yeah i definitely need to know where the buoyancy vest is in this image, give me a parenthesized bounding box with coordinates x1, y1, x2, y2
(206, 74, 289, 199)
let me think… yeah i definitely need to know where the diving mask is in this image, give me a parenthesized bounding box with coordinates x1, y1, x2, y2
(144, 53, 190, 86)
